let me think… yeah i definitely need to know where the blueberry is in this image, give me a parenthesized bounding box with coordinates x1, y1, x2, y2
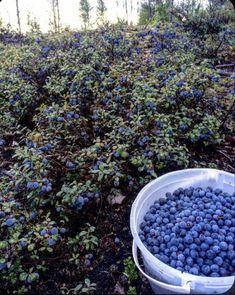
(190, 250, 198, 259)
(50, 227, 58, 235)
(183, 247, 190, 256)
(66, 161, 76, 169)
(170, 259, 177, 268)
(185, 234, 193, 244)
(219, 268, 228, 276)
(228, 244, 234, 251)
(186, 257, 193, 266)
(205, 237, 213, 245)
(47, 238, 56, 246)
(211, 264, 219, 273)
(30, 212, 37, 220)
(150, 229, 156, 236)
(41, 185, 47, 193)
(170, 207, 177, 214)
(199, 190, 205, 197)
(226, 236, 233, 244)
(164, 235, 170, 242)
(42, 158, 49, 165)
(189, 267, 199, 275)
(201, 242, 209, 251)
(0, 263, 7, 270)
(0, 211, 6, 218)
(5, 218, 14, 227)
(227, 250, 235, 260)
(189, 243, 197, 250)
(176, 260, 184, 268)
(152, 246, 159, 254)
(196, 258, 204, 267)
(26, 275, 33, 284)
(178, 243, 184, 251)
(33, 182, 39, 189)
(212, 245, 220, 254)
(143, 226, 150, 233)
(19, 240, 27, 248)
(27, 181, 34, 190)
(214, 189, 222, 196)
(214, 256, 223, 266)
(160, 255, 169, 264)
(0, 139, 6, 146)
(224, 220, 232, 227)
(177, 254, 185, 262)
(199, 251, 206, 258)
(140, 234, 145, 241)
(179, 221, 186, 229)
(210, 272, 220, 277)
(201, 265, 210, 275)
(219, 241, 228, 251)
(206, 250, 215, 259)
(219, 251, 227, 259)
(60, 227, 66, 234)
(170, 246, 178, 253)
(40, 229, 47, 236)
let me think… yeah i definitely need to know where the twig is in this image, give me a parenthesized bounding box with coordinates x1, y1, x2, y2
(0, 161, 13, 168)
(227, 164, 235, 172)
(216, 150, 233, 162)
(216, 63, 234, 68)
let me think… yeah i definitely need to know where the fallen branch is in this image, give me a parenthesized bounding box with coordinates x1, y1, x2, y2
(216, 150, 234, 162)
(216, 63, 234, 68)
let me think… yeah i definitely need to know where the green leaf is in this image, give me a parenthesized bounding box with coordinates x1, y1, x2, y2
(98, 174, 104, 181)
(19, 272, 28, 281)
(0, 241, 8, 250)
(27, 244, 35, 251)
(74, 284, 82, 292)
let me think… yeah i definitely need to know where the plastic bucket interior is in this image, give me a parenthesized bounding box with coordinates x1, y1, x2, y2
(130, 168, 235, 294)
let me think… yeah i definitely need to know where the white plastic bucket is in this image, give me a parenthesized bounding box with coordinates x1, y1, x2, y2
(130, 168, 235, 294)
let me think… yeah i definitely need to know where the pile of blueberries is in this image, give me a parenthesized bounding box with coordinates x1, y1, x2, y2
(138, 186, 235, 277)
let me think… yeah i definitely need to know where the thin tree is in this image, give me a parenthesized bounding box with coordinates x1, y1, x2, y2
(51, 0, 60, 32)
(51, 0, 58, 31)
(131, 0, 133, 13)
(97, 0, 107, 23)
(137, 0, 141, 13)
(148, 0, 153, 20)
(16, 0, 21, 34)
(56, 0, 60, 30)
(79, 0, 92, 29)
(124, 0, 128, 22)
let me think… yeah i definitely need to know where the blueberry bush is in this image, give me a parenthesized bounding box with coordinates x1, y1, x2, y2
(0, 17, 234, 294)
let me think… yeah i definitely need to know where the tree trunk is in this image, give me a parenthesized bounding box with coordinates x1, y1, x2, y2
(148, 0, 152, 20)
(16, 0, 21, 34)
(52, 0, 57, 32)
(56, 0, 60, 31)
(125, 0, 128, 22)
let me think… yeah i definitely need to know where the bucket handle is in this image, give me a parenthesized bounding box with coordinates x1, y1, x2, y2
(132, 241, 191, 294)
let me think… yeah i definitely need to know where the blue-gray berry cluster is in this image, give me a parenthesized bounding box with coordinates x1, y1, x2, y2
(139, 187, 235, 277)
